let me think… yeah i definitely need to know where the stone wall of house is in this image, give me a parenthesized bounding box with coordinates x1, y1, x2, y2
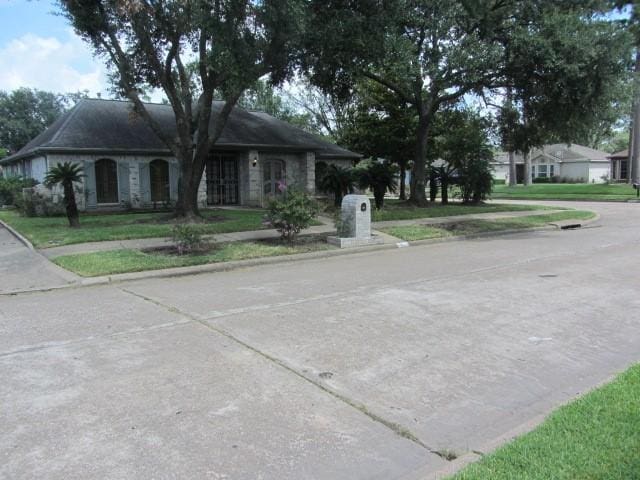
(24, 150, 352, 211)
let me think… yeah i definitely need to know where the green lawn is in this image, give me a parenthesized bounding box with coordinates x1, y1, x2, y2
(383, 211, 595, 241)
(0, 209, 268, 248)
(492, 183, 638, 202)
(53, 238, 334, 277)
(449, 364, 640, 480)
(371, 201, 559, 222)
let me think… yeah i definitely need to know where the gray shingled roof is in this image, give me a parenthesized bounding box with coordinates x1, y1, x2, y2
(493, 143, 610, 164)
(2, 98, 360, 163)
(608, 148, 628, 160)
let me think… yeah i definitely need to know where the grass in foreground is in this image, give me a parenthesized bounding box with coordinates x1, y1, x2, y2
(492, 183, 637, 201)
(53, 238, 334, 277)
(371, 201, 559, 222)
(0, 209, 267, 248)
(383, 211, 595, 241)
(449, 363, 640, 480)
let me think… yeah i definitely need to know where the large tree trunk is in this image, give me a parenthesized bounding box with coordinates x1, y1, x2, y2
(508, 150, 517, 186)
(523, 150, 532, 186)
(410, 114, 430, 206)
(631, 50, 640, 184)
(399, 159, 407, 200)
(441, 179, 449, 205)
(174, 148, 204, 220)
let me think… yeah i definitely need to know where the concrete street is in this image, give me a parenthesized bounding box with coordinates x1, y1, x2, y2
(1, 200, 639, 479)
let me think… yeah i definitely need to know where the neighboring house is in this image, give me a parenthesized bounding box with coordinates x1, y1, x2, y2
(492, 143, 611, 183)
(0, 98, 359, 210)
(608, 148, 629, 183)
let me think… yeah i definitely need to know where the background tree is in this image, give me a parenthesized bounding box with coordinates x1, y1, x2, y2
(304, 0, 510, 205)
(59, 0, 305, 219)
(0, 88, 90, 155)
(339, 81, 416, 200)
(44, 162, 83, 228)
(497, 5, 632, 185)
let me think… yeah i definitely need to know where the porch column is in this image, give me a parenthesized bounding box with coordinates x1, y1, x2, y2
(129, 160, 141, 208)
(304, 151, 316, 195)
(247, 149, 262, 206)
(197, 166, 207, 208)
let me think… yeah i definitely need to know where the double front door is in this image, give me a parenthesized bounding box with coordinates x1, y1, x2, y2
(206, 153, 239, 205)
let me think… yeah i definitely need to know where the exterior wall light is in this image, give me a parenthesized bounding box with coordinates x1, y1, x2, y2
(251, 153, 258, 167)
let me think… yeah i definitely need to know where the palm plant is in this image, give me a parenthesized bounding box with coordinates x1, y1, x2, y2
(318, 164, 356, 207)
(44, 162, 83, 227)
(356, 161, 398, 209)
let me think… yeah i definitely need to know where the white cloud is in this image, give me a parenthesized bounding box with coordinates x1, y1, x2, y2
(0, 31, 109, 95)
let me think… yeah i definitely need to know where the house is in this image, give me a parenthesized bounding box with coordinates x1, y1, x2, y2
(0, 98, 359, 210)
(491, 143, 611, 184)
(608, 148, 629, 182)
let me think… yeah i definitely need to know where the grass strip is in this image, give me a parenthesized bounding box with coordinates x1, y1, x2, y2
(492, 183, 637, 202)
(0, 209, 268, 248)
(371, 202, 560, 222)
(382, 211, 595, 241)
(449, 364, 640, 480)
(53, 240, 334, 277)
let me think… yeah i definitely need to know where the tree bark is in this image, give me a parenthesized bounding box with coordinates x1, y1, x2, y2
(441, 179, 449, 205)
(410, 113, 430, 206)
(523, 150, 532, 186)
(508, 150, 517, 186)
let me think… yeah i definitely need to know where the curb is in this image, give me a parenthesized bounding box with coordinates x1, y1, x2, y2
(0, 218, 35, 250)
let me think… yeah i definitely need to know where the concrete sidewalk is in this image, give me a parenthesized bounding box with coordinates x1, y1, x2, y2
(40, 209, 563, 258)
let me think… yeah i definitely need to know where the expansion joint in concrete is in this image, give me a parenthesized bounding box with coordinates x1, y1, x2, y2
(117, 286, 445, 458)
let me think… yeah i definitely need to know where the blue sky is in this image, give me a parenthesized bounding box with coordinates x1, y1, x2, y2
(0, 0, 111, 96)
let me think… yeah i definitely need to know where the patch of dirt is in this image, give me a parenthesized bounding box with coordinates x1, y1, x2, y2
(141, 245, 214, 256)
(255, 233, 328, 246)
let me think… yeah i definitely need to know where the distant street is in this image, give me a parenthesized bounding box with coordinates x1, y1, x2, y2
(2, 200, 640, 479)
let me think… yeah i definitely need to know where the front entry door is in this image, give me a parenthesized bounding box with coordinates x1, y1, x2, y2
(206, 153, 239, 205)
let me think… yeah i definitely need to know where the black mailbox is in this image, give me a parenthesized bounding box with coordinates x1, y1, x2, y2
(634, 183, 640, 190)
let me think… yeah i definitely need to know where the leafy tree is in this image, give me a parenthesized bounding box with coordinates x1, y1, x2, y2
(44, 162, 83, 228)
(317, 164, 355, 207)
(339, 80, 415, 200)
(355, 160, 398, 209)
(304, 1, 509, 205)
(239, 79, 319, 134)
(0, 88, 67, 153)
(58, 0, 305, 219)
(0, 88, 88, 154)
(498, 5, 632, 185)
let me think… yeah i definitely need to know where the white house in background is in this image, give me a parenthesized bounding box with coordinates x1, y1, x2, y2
(492, 143, 611, 184)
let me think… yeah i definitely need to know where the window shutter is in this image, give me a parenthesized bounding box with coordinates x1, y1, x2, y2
(139, 161, 151, 204)
(118, 161, 130, 204)
(169, 162, 180, 201)
(83, 161, 97, 207)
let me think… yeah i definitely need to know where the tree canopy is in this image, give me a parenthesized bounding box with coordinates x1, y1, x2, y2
(0, 88, 85, 154)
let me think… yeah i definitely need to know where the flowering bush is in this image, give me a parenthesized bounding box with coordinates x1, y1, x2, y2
(265, 189, 319, 242)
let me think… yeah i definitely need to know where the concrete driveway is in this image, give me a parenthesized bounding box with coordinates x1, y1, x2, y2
(1, 201, 639, 479)
(0, 223, 78, 294)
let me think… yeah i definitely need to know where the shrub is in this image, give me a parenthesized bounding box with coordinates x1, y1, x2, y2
(493, 178, 506, 185)
(0, 177, 37, 206)
(17, 189, 65, 217)
(265, 189, 319, 242)
(355, 160, 398, 209)
(171, 224, 208, 255)
(458, 156, 493, 204)
(317, 164, 355, 207)
(533, 177, 551, 183)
